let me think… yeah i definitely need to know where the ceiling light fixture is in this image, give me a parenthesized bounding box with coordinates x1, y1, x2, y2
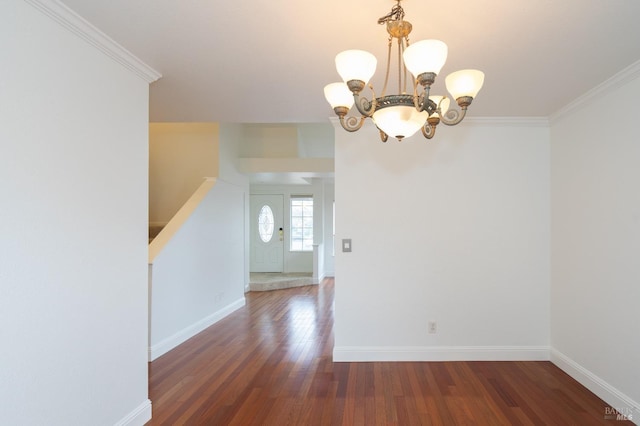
(324, 0, 485, 142)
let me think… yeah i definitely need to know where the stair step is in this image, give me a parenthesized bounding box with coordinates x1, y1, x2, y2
(249, 273, 315, 292)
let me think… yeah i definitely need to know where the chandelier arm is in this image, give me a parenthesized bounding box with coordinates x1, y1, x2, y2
(413, 83, 431, 112)
(338, 115, 367, 132)
(353, 86, 378, 117)
(439, 107, 468, 126)
(422, 122, 437, 139)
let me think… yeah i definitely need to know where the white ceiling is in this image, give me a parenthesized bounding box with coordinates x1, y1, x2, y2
(61, 0, 640, 123)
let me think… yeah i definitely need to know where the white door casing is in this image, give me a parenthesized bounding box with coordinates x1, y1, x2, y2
(250, 194, 284, 272)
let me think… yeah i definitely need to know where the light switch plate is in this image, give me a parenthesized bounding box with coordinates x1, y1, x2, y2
(342, 239, 352, 252)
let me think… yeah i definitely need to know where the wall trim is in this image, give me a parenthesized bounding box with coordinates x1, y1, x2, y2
(113, 399, 152, 426)
(462, 117, 549, 127)
(550, 59, 640, 124)
(333, 346, 549, 362)
(312, 272, 326, 285)
(149, 297, 245, 361)
(24, 0, 161, 83)
(551, 348, 639, 418)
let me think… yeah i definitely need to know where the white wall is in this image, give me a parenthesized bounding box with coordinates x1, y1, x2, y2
(550, 69, 640, 414)
(149, 123, 218, 223)
(149, 181, 246, 359)
(323, 182, 335, 277)
(219, 124, 251, 187)
(0, 1, 157, 425)
(333, 120, 550, 361)
(297, 123, 335, 158)
(220, 124, 251, 291)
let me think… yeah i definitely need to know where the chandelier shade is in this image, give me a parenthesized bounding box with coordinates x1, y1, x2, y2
(372, 105, 429, 140)
(403, 39, 448, 76)
(324, 83, 355, 109)
(445, 69, 485, 100)
(324, 0, 484, 142)
(335, 50, 377, 86)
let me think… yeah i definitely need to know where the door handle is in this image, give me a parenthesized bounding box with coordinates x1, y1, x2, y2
(279, 227, 283, 241)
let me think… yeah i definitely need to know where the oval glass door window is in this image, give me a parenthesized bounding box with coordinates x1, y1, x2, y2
(258, 205, 275, 243)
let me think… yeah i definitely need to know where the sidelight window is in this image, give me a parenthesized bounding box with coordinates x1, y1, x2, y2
(290, 196, 313, 251)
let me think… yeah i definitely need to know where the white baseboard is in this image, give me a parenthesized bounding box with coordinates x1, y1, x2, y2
(149, 297, 246, 361)
(312, 272, 326, 284)
(114, 399, 151, 426)
(333, 346, 550, 362)
(551, 348, 639, 419)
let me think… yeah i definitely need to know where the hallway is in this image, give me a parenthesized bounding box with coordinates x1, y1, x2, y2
(148, 280, 622, 425)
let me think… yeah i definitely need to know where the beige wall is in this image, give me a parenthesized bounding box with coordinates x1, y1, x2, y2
(239, 125, 299, 158)
(149, 123, 219, 223)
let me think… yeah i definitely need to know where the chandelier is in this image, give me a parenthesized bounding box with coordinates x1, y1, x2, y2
(324, 0, 484, 142)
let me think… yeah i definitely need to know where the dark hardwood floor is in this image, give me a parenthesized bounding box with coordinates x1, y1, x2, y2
(148, 279, 631, 425)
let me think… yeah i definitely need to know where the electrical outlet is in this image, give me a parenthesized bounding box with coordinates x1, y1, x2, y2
(428, 320, 437, 334)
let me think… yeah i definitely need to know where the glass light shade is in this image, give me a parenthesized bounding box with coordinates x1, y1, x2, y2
(445, 69, 485, 99)
(429, 96, 450, 117)
(335, 50, 377, 84)
(403, 39, 448, 76)
(372, 105, 428, 140)
(324, 82, 354, 109)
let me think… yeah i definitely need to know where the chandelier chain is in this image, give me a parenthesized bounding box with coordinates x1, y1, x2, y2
(381, 37, 393, 96)
(397, 39, 402, 94)
(377, 2, 405, 25)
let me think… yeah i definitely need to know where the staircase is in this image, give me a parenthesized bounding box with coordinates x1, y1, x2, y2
(148, 224, 165, 243)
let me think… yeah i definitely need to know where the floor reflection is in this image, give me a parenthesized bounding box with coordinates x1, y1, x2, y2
(286, 296, 318, 347)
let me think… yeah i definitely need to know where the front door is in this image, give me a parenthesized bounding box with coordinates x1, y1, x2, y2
(250, 194, 284, 272)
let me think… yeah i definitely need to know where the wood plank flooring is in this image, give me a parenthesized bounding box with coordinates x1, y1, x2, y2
(148, 279, 632, 425)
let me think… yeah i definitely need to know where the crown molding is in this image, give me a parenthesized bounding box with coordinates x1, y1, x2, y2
(462, 117, 549, 127)
(24, 0, 161, 83)
(550, 59, 640, 124)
